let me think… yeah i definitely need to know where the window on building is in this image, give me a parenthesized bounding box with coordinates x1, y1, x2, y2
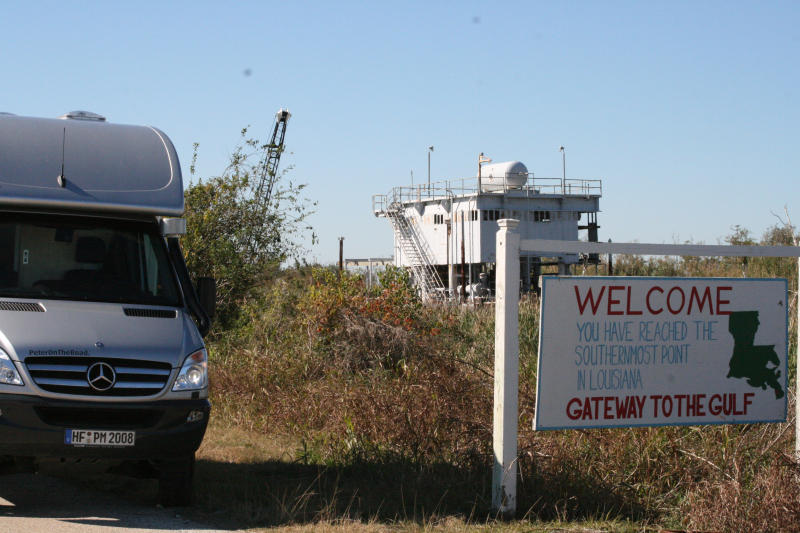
(534, 210, 551, 222)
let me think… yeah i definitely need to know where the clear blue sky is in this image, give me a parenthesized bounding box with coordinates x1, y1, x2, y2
(3, 1, 798, 263)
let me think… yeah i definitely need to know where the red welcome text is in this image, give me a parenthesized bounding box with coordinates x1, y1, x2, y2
(574, 285, 732, 316)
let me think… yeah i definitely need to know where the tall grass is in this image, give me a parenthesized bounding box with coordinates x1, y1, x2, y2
(206, 226, 800, 530)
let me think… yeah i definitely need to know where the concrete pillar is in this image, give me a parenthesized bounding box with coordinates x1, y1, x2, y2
(492, 219, 520, 518)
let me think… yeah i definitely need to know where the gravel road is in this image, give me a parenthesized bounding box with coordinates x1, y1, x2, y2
(0, 470, 234, 533)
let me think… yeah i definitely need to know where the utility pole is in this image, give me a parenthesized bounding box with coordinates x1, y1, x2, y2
(461, 216, 466, 301)
(559, 146, 565, 194)
(427, 146, 434, 193)
(338, 237, 344, 274)
(446, 218, 451, 299)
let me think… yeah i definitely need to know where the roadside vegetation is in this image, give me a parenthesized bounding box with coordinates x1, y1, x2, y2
(181, 137, 800, 531)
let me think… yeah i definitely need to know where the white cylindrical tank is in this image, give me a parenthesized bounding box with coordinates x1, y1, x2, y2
(479, 161, 528, 192)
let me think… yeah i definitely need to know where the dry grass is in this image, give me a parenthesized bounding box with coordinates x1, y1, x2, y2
(681, 452, 800, 531)
(201, 235, 800, 531)
(192, 418, 647, 533)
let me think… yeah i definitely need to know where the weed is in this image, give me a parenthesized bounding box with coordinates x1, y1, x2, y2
(204, 224, 800, 530)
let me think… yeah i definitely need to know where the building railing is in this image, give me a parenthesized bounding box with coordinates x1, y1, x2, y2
(372, 174, 602, 214)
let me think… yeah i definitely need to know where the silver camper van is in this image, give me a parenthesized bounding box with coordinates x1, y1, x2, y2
(0, 112, 214, 506)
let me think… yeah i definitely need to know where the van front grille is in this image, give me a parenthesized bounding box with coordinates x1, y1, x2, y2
(25, 356, 173, 397)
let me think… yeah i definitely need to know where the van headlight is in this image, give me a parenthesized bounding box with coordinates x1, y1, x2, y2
(172, 349, 207, 391)
(0, 349, 23, 386)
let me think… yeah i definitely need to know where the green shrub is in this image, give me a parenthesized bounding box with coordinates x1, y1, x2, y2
(182, 133, 315, 327)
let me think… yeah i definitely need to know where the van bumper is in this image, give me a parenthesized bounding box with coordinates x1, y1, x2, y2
(0, 394, 210, 460)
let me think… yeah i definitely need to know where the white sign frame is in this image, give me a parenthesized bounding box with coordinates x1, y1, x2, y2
(490, 226, 800, 518)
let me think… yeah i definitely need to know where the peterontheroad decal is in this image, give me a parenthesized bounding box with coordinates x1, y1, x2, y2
(28, 349, 90, 356)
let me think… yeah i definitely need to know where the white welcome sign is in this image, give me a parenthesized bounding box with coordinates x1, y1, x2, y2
(534, 276, 788, 430)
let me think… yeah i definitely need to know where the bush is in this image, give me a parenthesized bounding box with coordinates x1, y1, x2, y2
(182, 133, 315, 326)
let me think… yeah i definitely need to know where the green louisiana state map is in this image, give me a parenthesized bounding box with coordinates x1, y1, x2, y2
(727, 311, 784, 399)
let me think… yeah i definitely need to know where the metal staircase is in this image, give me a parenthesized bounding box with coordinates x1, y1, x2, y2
(384, 202, 445, 301)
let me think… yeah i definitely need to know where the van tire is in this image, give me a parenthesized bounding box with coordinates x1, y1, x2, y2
(157, 454, 195, 507)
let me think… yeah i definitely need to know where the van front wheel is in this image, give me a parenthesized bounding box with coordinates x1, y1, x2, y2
(157, 454, 195, 507)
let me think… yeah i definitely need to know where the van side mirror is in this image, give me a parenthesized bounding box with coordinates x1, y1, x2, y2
(196, 277, 216, 319)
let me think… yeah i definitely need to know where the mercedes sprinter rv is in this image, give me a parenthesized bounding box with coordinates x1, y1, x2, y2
(0, 111, 214, 506)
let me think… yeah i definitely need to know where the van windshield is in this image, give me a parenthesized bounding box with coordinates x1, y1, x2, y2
(0, 214, 182, 307)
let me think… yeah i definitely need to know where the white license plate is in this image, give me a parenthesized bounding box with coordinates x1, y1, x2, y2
(65, 429, 136, 447)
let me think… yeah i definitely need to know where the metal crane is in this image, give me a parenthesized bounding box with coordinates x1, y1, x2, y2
(253, 108, 291, 207)
(244, 108, 291, 260)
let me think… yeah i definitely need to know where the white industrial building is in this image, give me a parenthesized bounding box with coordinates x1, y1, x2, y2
(372, 160, 602, 299)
